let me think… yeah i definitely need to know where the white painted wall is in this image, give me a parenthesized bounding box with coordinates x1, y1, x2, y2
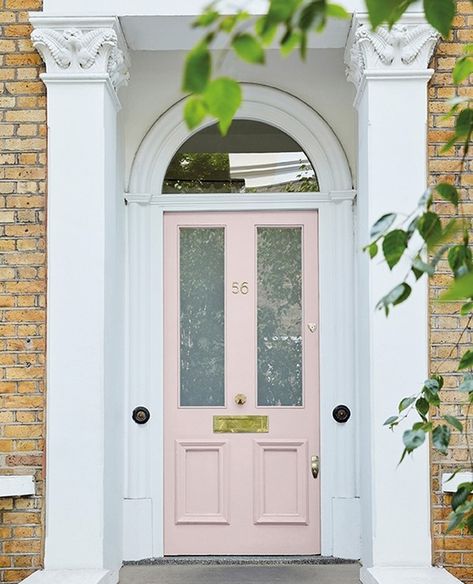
(121, 49, 356, 189)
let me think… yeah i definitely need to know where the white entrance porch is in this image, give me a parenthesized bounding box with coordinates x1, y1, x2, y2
(25, 3, 456, 584)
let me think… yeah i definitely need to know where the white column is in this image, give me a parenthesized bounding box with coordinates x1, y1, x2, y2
(345, 14, 456, 584)
(28, 17, 129, 582)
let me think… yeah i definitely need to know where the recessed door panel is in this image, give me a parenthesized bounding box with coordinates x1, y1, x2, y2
(254, 440, 308, 524)
(164, 211, 320, 556)
(175, 440, 229, 524)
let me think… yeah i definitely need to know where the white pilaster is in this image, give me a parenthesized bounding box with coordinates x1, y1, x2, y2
(346, 13, 442, 578)
(29, 15, 129, 579)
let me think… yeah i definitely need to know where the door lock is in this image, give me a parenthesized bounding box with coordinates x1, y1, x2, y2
(311, 455, 320, 479)
(234, 393, 247, 406)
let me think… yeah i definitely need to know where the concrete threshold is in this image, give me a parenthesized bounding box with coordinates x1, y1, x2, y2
(119, 563, 360, 584)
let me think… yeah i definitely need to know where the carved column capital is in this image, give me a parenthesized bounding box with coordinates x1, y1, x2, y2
(345, 15, 439, 90)
(31, 25, 130, 91)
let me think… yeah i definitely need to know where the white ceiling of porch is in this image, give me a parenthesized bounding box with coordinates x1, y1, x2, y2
(120, 15, 351, 51)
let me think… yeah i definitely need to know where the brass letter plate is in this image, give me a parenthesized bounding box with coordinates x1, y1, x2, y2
(213, 415, 269, 433)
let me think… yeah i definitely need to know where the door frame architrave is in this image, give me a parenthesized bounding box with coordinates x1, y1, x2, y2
(125, 84, 358, 560)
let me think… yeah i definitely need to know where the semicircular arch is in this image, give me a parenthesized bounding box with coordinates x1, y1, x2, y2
(129, 83, 352, 195)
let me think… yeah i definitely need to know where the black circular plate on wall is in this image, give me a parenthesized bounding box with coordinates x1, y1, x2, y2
(132, 406, 151, 425)
(332, 404, 351, 423)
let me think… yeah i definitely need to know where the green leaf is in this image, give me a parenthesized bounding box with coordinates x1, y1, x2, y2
(193, 10, 220, 28)
(456, 108, 473, 138)
(376, 283, 412, 316)
(412, 256, 434, 277)
(255, 17, 278, 46)
(444, 415, 463, 432)
(384, 415, 399, 427)
(447, 511, 464, 532)
(459, 350, 473, 370)
(366, 0, 414, 28)
(418, 188, 433, 208)
(280, 30, 302, 56)
(452, 483, 473, 511)
(461, 302, 473, 315)
(416, 397, 430, 418)
(367, 241, 378, 259)
(370, 213, 396, 239)
(424, 0, 455, 37)
(232, 33, 265, 64)
(425, 378, 441, 392)
(432, 424, 451, 454)
(326, 3, 349, 18)
(183, 43, 211, 93)
(424, 388, 440, 407)
(403, 428, 426, 452)
(453, 57, 473, 84)
(183, 96, 207, 130)
(299, 0, 326, 31)
(417, 211, 442, 246)
(459, 374, 473, 392)
(204, 77, 242, 135)
(441, 272, 473, 301)
(399, 396, 415, 413)
(266, 0, 302, 26)
(436, 183, 459, 206)
(448, 244, 472, 278)
(383, 229, 407, 269)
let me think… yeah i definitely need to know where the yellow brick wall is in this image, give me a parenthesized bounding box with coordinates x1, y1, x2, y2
(0, 0, 46, 582)
(430, 1, 473, 582)
(0, 0, 472, 582)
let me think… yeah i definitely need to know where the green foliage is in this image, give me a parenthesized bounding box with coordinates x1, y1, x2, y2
(436, 183, 459, 207)
(424, 0, 455, 37)
(382, 229, 407, 269)
(232, 34, 265, 64)
(186, 0, 473, 538)
(183, 43, 211, 93)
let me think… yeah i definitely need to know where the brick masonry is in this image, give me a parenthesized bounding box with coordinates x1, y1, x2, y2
(430, 1, 473, 582)
(0, 0, 471, 583)
(0, 0, 46, 582)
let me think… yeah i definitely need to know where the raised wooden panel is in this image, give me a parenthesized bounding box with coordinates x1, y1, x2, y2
(175, 440, 229, 524)
(253, 440, 308, 524)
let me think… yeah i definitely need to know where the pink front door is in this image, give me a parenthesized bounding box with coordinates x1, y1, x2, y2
(164, 211, 320, 555)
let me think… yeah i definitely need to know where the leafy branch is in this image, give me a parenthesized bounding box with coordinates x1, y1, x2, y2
(184, 0, 473, 536)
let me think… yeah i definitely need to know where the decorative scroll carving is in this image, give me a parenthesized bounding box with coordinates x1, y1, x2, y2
(345, 22, 439, 88)
(31, 27, 129, 90)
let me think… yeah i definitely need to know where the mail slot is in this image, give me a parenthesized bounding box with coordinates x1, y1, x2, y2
(213, 415, 269, 433)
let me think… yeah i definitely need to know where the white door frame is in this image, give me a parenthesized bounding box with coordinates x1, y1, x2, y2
(124, 84, 359, 560)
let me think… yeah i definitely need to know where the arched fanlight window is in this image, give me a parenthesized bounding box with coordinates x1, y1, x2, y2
(162, 120, 319, 194)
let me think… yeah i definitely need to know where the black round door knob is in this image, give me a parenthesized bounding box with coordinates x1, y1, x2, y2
(332, 405, 351, 423)
(132, 406, 151, 425)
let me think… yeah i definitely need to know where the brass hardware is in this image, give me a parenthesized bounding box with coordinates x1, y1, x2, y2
(234, 393, 247, 406)
(311, 455, 320, 479)
(213, 415, 269, 433)
(232, 281, 249, 295)
(307, 323, 317, 333)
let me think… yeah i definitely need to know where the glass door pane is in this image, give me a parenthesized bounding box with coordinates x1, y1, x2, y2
(179, 227, 225, 407)
(257, 227, 303, 407)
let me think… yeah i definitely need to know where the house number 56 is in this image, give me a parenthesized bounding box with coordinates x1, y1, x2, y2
(232, 281, 249, 295)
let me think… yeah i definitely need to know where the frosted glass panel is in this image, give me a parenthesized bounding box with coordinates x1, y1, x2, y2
(180, 228, 225, 407)
(257, 227, 303, 407)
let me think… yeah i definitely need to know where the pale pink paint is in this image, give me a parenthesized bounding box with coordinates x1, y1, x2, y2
(164, 211, 320, 555)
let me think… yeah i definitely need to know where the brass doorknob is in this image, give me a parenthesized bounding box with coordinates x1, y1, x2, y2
(234, 393, 247, 405)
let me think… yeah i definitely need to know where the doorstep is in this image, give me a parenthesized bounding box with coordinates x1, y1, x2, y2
(21, 570, 119, 584)
(361, 567, 462, 584)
